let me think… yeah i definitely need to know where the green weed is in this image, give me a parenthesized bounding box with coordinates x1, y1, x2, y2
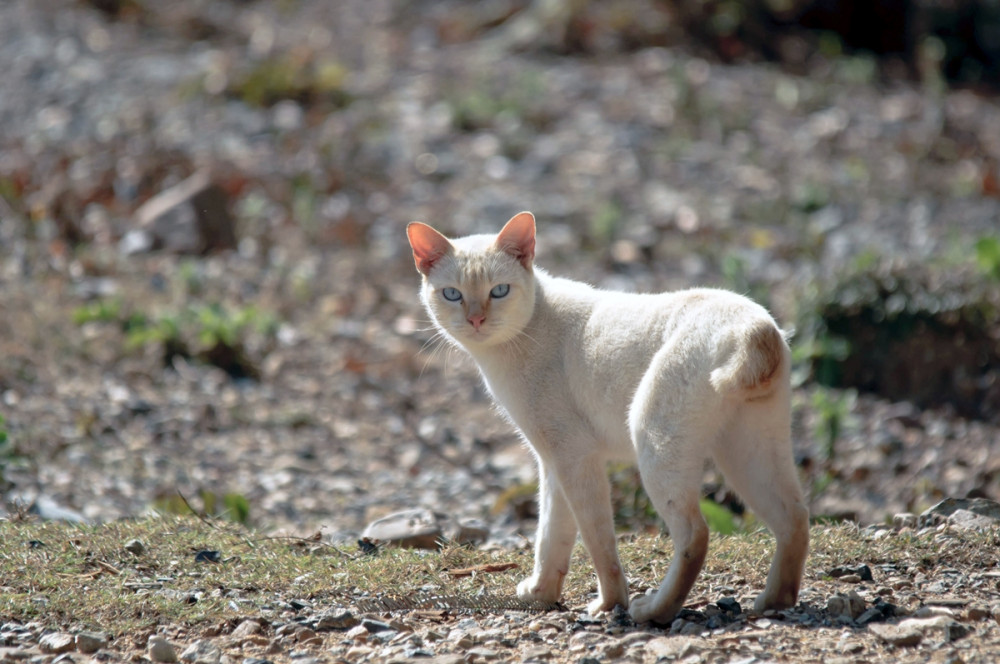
(153, 490, 251, 525)
(974, 235, 1000, 281)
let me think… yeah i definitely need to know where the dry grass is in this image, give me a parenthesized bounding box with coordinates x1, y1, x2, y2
(2, 514, 995, 641)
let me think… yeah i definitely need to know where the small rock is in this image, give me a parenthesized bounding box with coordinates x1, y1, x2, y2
(29, 497, 88, 524)
(644, 636, 700, 661)
(716, 597, 742, 615)
(345, 645, 374, 658)
(827, 591, 866, 620)
(360, 618, 393, 634)
(345, 625, 367, 641)
(466, 647, 500, 661)
(315, 610, 359, 631)
(123, 539, 145, 555)
(74, 632, 107, 654)
(893, 513, 917, 529)
(132, 170, 236, 255)
(918, 498, 1000, 530)
(361, 509, 444, 549)
(231, 621, 261, 639)
(856, 607, 885, 626)
(870, 623, 923, 647)
(945, 622, 972, 642)
(599, 641, 624, 658)
(39, 633, 74, 655)
(521, 645, 553, 660)
(193, 550, 221, 563)
(964, 605, 990, 621)
(179, 639, 221, 664)
(293, 627, 317, 644)
(452, 518, 490, 546)
(147, 636, 178, 663)
(828, 564, 874, 582)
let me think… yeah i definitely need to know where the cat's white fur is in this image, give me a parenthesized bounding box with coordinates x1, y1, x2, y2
(407, 211, 809, 624)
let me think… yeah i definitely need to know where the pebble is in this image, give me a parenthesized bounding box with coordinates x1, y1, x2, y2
(345, 645, 374, 658)
(645, 636, 701, 661)
(466, 647, 501, 661)
(314, 609, 359, 631)
(231, 621, 261, 639)
(73, 632, 107, 654)
(123, 539, 146, 555)
(178, 639, 221, 664)
(827, 591, 866, 620)
(147, 636, 178, 663)
(869, 622, 923, 647)
(38, 633, 74, 655)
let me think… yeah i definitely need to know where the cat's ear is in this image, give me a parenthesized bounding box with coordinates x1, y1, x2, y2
(496, 211, 535, 269)
(407, 222, 453, 276)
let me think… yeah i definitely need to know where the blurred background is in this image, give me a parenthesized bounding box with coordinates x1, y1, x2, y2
(1, 0, 999, 541)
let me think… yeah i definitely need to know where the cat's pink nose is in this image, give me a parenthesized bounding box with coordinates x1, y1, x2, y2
(467, 313, 486, 330)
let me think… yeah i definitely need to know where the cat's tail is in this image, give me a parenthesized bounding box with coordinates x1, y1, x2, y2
(709, 320, 787, 399)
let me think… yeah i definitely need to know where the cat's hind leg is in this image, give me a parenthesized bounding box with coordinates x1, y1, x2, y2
(517, 464, 578, 604)
(713, 394, 809, 613)
(626, 353, 722, 624)
(627, 443, 710, 625)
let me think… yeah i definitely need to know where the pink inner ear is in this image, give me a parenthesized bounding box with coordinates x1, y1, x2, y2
(496, 211, 535, 268)
(407, 222, 452, 275)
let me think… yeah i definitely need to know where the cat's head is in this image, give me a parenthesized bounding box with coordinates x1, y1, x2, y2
(407, 211, 537, 351)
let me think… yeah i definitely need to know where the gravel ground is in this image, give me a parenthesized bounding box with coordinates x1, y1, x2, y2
(1, 0, 999, 545)
(3, 2, 1000, 663)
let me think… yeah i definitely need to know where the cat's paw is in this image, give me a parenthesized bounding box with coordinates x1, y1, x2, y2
(753, 587, 797, 614)
(586, 596, 627, 616)
(628, 590, 674, 625)
(517, 575, 560, 604)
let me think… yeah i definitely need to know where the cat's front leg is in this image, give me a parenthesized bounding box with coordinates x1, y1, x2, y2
(517, 465, 577, 604)
(553, 453, 630, 614)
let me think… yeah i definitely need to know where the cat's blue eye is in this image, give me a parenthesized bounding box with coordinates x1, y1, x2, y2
(490, 284, 511, 299)
(442, 287, 463, 302)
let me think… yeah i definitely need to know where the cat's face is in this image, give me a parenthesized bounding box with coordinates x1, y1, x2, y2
(408, 213, 537, 351)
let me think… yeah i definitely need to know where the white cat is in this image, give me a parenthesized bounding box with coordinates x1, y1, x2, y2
(407, 211, 809, 624)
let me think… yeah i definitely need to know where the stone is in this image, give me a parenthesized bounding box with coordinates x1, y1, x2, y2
(716, 597, 742, 615)
(869, 623, 923, 647)
(965, 605, 991, 621)
(123, 539, 145, 555)
(893, 513, 918, 529)
(231, 621, 261, 639)
(918, 498, 1000, 529)
(521, 645, 553, 660)
(147, 636, 178, 663)
(644, 636, 701, 661)
(130, 170, 236, 255)
(361, 618, 393, 634)
(315, 610, 359, 631)
(828, 564, 874, 582)
(827, 591, 866, 620)
(452, 518, 490, 545)
(345, 645, 374, 659)
(73, 632, 107, 654)
(38, 633, 74, 655)
(178, 639, 221, 664)
(361, 509, 444, 549)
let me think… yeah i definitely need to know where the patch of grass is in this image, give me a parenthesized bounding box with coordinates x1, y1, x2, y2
(0, 414, 10, 488)
(0, 515, 995, 648)
(153, 491, 252, 526)
(974, 235, 1000, 281)
(74, 298, 280, 379)
(227, 53, 351, 108)
(72, 299, 123, 325)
